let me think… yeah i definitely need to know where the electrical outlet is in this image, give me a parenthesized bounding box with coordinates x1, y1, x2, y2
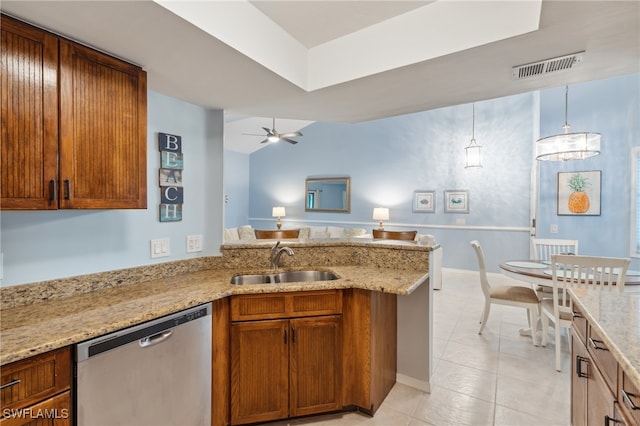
(187, 235, 203, 253)
(151, 238, 170, 258)
(456, 218, 466, 225)
(550, 224, 558, 234)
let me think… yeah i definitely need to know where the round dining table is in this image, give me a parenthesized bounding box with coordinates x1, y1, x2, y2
(499, 260, 640, 287)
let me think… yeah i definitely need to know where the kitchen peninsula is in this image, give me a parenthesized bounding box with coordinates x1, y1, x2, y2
(0, 240, 437, 425)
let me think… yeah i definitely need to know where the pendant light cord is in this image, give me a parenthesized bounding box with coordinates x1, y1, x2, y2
(563, 85, 570, 132)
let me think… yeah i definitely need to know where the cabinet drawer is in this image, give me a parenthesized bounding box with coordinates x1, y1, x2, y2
(619, 369, 640, 426)
(1, 391, 70, 426)
(1, 348, 71, 413)
(571, 304, 587, 345)
(231, 290, 342, 321)
(587, 326, 618, 396)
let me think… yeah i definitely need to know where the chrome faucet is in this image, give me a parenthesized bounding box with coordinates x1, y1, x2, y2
(270, 241, 294, 271)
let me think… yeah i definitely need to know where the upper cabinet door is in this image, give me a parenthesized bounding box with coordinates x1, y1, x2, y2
(1, 16, 59, 209)
(58, 39, 147, 209)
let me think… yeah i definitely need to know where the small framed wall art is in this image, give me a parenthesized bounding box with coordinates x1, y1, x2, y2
(413, 190, 435, 213)
(557, 170, 601, 216)
(444, 190, 469, 213)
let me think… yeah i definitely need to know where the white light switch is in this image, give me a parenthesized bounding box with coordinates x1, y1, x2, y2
(187, 235, 203, 253)
(151, 238, 170, 258)
(550, 224, 558, 234)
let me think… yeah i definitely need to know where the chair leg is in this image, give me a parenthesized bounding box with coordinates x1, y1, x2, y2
(478, 299, 491, 334)
(527, 307, 539, 346)
(554, 323, 562, 372)
(541, 312, 549, 347)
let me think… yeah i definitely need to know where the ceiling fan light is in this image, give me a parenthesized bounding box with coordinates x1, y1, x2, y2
(267, 135, 280, 143)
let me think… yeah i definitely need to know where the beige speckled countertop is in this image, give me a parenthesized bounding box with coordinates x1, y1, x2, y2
(1, 240, 434, 366)
(569, 287, 640, 390)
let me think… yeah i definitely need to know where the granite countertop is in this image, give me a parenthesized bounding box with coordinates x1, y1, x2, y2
(569, 287, 640, 390)
(0, 264, 428, 366)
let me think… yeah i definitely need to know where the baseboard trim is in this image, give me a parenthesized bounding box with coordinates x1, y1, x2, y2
(396, 373, 431, 393)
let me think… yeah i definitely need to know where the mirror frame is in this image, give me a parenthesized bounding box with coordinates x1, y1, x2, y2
(305, 177, 351, 213)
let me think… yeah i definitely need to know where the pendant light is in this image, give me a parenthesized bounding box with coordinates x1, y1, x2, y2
(464, 103, 482, 168)
(535, 86, 601, 161)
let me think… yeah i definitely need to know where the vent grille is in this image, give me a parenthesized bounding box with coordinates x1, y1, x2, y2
(512, 52, 585, 79)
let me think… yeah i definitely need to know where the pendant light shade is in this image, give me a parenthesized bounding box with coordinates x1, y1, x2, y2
(464, 103, 483, 168)
(536, 86, 601, 161)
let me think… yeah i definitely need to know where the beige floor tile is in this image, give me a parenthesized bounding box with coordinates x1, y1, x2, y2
(431, 359, 498, 403)
(494, 404, 569, 426)
(412, 384, 495, 426)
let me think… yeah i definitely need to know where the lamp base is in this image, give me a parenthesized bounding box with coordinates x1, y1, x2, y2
(276, 221, 282, 230)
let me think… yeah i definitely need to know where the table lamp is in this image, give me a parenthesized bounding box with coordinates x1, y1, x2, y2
(372, 207, 389, 230)
(272, 207, 286, 229)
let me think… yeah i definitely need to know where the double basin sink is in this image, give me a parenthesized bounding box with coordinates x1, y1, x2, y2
(230, 270, 338, 285)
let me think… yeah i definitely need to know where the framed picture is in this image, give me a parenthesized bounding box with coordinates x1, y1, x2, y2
(413, 190, 435, 213)
(557, 170, 601, 216)
(444, 190, 469, 213)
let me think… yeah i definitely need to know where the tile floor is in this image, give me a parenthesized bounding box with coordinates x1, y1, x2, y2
(270, 268, 571, 426)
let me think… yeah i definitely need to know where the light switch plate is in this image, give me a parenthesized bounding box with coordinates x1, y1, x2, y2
(151, 238, 170, 258)
(187, 235, 203, 253)
(550, 224, 558, 234)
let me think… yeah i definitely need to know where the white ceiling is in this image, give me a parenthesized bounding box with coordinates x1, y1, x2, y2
(2, 1, 639, 153)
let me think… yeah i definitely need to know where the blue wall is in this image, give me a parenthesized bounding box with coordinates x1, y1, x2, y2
(224, 151, 250, 228)
(537, 75, 639, 267)
(1, 91, 225, 286)
(234, 74, 640, 273)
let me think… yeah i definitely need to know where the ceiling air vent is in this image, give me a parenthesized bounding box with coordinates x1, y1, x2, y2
(512, 52, 585, 79)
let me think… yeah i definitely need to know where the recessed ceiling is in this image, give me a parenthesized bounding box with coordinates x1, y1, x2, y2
(1, 1, 638, 126)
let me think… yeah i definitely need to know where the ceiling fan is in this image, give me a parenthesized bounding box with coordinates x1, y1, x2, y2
(244, 118, 302, 145)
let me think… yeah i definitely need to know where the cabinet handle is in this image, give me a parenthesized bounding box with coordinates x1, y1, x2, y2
(0, 378, 20, 390)
(291, 327, 296, 344)
(64, 179, 71, 200)
(49, 180, 56, 201)
(575, 355, 588, 378)
(588, 338, 608, 351)
(284, 329, 287, 345)
(604, 415, 622, 425)
(622, 389, 639, 411)
(572, 311, 583, 319)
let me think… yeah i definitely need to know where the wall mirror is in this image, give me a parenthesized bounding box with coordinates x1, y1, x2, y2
(305, 177, 351, 213)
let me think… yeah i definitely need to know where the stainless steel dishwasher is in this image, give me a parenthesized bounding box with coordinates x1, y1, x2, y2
(76, 303, 212, 426)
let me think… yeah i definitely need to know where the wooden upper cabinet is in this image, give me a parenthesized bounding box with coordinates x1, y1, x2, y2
(1, 15, 59, 209)
(0, 15, 147, 210)
(58, 40, 147, 209)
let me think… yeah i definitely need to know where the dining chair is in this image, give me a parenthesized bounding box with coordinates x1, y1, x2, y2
(541, 254, 630, 371)
(530, 238, 579, 262)
(470, 241, 541, 345)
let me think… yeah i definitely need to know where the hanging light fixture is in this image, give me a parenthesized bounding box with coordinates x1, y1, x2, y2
(464, 103, 482, 168)
(536, 86, 601, 161)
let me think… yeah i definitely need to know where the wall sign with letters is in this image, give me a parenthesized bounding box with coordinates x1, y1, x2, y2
(158, 132, 183, 222)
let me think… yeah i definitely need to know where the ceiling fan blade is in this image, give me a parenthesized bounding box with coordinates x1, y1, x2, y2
(261, 127, 272, 134)
(242, 133, 266, 136)
(282, 137, 298, 145)
(279, 131, 302, 138)
(259, 139, 269, 144)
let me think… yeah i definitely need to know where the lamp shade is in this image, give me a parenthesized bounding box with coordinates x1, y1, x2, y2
(272, 207, 286, 217)
(535, 131, 601, 161)
(372, 208, 389, 221)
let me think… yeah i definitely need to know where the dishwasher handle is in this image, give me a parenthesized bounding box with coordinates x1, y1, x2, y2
(139, 330, 173, 348)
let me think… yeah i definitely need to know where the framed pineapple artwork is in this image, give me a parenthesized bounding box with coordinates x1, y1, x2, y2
(557, 170, 601, 216)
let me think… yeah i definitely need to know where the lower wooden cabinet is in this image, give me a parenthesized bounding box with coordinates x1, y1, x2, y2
(230, 316, 342, 425)
(571, 315, 639, 426)
(0, 348, 71, 426)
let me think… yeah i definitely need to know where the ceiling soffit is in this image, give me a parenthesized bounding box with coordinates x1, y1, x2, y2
(154, 0, 542, 91)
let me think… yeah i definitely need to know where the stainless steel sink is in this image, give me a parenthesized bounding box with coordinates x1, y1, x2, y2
(230, 270, 338, 285)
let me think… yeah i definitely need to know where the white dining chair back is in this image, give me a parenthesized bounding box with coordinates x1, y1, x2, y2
(541, 254, 630, 371)
(530, 238, 579, 262)
(470, 241, 541, 345)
